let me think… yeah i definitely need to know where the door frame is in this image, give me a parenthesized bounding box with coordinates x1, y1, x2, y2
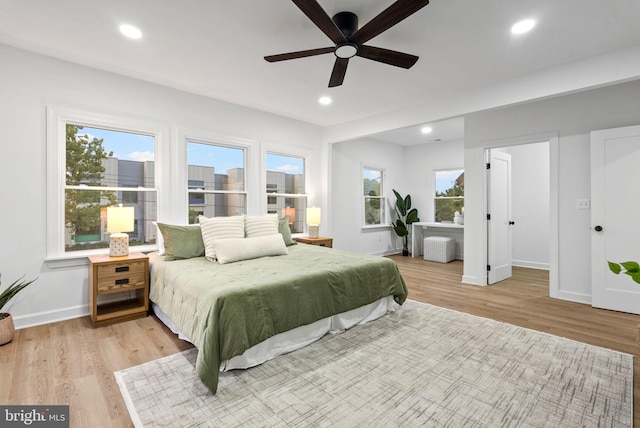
(476, 132, 559, 296)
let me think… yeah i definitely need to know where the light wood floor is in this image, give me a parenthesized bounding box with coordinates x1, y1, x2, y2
(1, 257, 638, 427)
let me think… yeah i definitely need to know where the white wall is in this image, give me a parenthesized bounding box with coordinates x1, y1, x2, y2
(0, 44, 323, 328)
(404, 139, 465, 223)
(331, 138, 406, 255)
(504, 143, 550, 269)
(331, 138, 465, 255)
(463, 78, 640, 302)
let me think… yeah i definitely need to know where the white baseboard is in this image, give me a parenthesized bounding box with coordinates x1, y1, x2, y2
(462, 275, 485, 286)
(512, 260, 550, 270)
(556, 290, 591, 305)
(371, 249, 402, 257)
(13, 304, 89, 330)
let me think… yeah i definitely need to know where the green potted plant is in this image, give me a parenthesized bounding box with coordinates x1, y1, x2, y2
(392, 189, 420, 256)
(0, 274, 37, 346)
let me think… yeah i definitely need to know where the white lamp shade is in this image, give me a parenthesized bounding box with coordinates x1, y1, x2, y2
(107, 206, 134, 233)
(307, 207, 321, 226)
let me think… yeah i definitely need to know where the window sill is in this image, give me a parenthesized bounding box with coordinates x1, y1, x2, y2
(361, 225, 391, 231)
(45, 244, 159, 269)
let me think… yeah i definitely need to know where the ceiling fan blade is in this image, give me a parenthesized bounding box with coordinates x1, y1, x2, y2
(357, 45, 418, 69)
(292, 0, 347, 44)
(328, 58, 349, 87)
(350, 0, 429, 45)
(265, 47, 334, 62)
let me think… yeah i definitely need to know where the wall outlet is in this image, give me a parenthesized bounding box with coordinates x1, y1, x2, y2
(576, 199, 591, 210)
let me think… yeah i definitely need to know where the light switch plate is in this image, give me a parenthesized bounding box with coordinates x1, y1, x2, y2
(576, 199, 590, 210)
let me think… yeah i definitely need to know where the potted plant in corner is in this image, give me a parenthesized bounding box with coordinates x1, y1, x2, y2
(0, 274, 37, 346)
(392, 189, 420, 256)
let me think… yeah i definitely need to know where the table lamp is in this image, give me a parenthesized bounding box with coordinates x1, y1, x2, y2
(283, 207, 295, 224)
(307, 207, 321, 238)
(107, 205, 134, 256)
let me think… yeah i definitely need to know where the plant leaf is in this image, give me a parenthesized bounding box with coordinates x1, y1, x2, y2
(393, 226, 408, 237)
(393, 189, 406, 215)
(405, 195, 412, 211)
(0, 275, 37, 311)
(630, 271, 640, 284)
(620, 261, 640, 273)
(406, 209, 419, 224)
(608, 261, 622, 274)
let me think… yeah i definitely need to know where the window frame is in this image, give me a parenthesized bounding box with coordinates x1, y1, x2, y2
(264, 150, 308, 234)
(185, 139, 249, 222)
(433, 167, 465, 223)
(361, 165, 388, 229)
(46, 106, 166, 261)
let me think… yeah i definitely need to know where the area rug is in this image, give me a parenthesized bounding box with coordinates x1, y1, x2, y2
(115, 300, 632, 427)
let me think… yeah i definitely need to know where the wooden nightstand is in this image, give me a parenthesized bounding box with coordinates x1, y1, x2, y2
(294, 236, 333, 248)
(88, 252, 149, 327)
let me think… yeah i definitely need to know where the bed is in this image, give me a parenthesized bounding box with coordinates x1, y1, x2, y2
(149, 220, 408, 394)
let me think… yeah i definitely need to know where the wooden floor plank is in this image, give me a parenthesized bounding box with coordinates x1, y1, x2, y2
(2, 257, 638, 427)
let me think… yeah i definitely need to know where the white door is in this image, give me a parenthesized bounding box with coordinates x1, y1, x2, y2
(487, 150, 513, 284)
(591, 125, 640, 314)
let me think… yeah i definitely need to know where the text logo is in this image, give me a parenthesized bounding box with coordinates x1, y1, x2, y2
(1, 406, 69, 427)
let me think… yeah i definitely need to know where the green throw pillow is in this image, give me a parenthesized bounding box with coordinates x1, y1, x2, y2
(278, 216, 296, 246)
(157, 223, 205, 261)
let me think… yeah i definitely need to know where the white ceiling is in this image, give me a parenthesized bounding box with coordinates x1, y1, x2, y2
(1, 0, 640, 145)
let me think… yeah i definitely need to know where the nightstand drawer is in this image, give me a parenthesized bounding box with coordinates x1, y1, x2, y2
(96, 260, 146, 292)
(96, 272, 146, 292)
(96, 260, 146, 278)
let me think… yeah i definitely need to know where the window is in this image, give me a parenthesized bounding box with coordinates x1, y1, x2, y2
(266, 153, 305, 233)
(434, 169, 464, 222)
(63, 125, 157, 252)
(187, 141, 246, 223)
(363, 167, 386, 226)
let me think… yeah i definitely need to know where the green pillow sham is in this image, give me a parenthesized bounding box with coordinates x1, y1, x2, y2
(157, 223, 205, 261)
(278, 216, 296, 246)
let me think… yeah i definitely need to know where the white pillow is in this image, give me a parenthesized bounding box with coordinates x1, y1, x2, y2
(244, 214, 279, 238)
(200, 216, 245, 261)
(213, 234, 288, 264)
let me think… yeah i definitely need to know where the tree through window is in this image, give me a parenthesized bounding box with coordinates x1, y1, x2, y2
(363, 167, 385, 226)
(64, 125, 156, 251)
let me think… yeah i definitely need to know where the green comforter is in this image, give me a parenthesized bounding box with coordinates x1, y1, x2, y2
(149, 243, 408, 393)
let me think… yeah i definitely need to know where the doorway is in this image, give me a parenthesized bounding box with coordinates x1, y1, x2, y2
(486, 140, 552, 285)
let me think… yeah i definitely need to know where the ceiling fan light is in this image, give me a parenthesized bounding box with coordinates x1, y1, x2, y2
(335, 43, 358, 59)
(318, 96, 332, 105)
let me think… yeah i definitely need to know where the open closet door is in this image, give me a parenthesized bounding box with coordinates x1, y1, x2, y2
(591, 125, 640, 314)
(487, 150, 512, 284)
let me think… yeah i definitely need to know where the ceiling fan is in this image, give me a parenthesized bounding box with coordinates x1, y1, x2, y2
(265, 0, 429, 87)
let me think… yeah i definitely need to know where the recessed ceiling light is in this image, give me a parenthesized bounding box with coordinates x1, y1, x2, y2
(119, 24, 142, 39)
(511, 19, 535, 35)
(421, 126, 433, 134)
(318, 96, 332, 105)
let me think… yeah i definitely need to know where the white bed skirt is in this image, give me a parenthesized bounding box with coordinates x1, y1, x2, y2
(152, 296, 398, 372)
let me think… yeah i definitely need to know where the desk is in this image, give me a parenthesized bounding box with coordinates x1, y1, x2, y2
(411, 222, 464, 259)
